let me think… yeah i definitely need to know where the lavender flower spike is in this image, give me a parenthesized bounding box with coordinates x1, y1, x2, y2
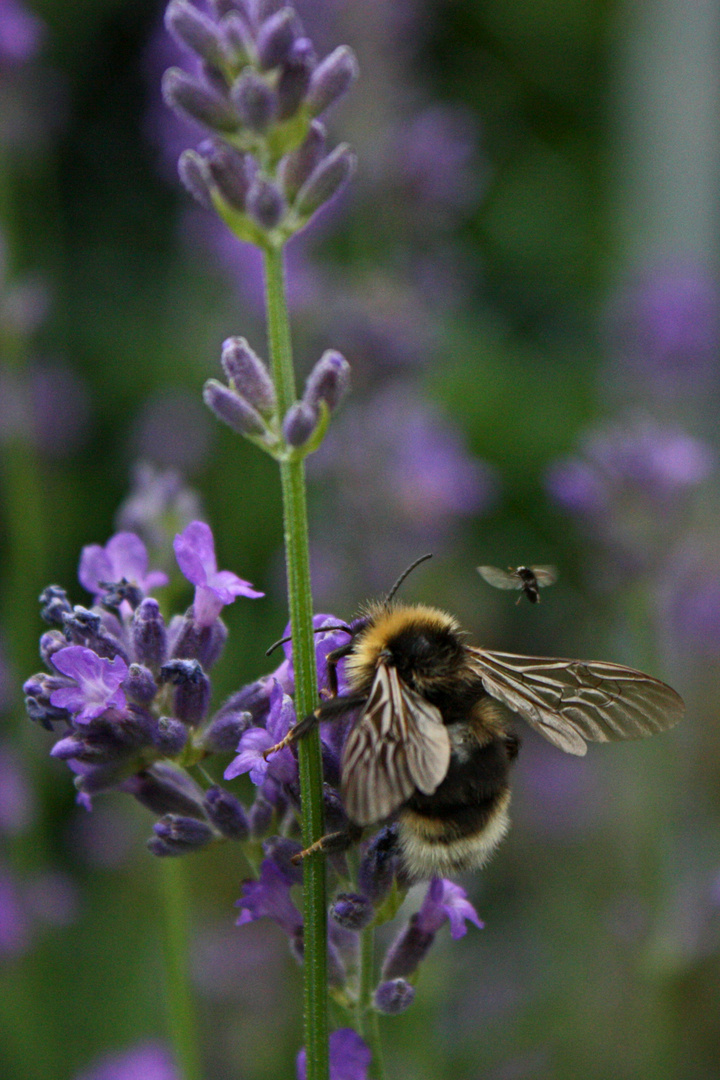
(49, 647, 128, 725)
(173, 520, 264, 626)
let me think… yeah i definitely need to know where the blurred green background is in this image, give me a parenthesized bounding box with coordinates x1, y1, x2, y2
(1, 1, 719, 1078)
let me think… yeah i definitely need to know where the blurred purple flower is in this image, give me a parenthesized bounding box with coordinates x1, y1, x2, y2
(607, 261, 720, 395)
(173, 520, 264, 626)
(297, 1028, 371, 1080)
(0, 861, 30, 957)
(74, 1041, 178, 1080)
(0, 743, 34, 834)
(115, 463, 204, 560)
(0, 0, 44, 66)
(394, 105, 481, 212)
(659, 542, 720, 656)
(49, 646, 128, 724)
(79, 532, 169, 600)
(128, 387, 214, 475)
(23, 869, 79, 928)
(236, 856, 303, 936)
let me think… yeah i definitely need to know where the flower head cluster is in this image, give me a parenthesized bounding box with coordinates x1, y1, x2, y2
(24, 521, 263, 853)
(161, 0, 358, 247)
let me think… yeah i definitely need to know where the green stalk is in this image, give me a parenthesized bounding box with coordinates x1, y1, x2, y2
(263, 241, 329, 1080)
(158, 859, 204, 1080)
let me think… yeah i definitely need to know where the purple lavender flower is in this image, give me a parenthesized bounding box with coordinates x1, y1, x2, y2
(224, 679, 297, 786)
(382, 877, 483, 979)
(115, 464, 204, 563)
(173, 519, 264, 626)
(236, 855, 303, 936)
(49, 647, 128, 725)
(74, 1041, 179, 1080)
(79, 532, 169, 602)
(296, 1028, 371, 1080)
(128, 387, 215, 474)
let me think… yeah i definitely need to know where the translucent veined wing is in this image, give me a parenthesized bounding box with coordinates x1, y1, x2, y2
(468, 647, 684, 756)
(528, 566, 557, 587)
(477, 566, 524, 590)
(341, 663, 451, 825)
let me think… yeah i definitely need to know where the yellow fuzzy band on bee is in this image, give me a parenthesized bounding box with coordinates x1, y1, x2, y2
(345, 603, 461, 683)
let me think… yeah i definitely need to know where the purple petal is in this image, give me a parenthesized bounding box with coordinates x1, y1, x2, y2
(235, 858, 302, 936)
(224, 728, 274, 785)
(49, 646, 128, 724)
(173, 520, 216, 585)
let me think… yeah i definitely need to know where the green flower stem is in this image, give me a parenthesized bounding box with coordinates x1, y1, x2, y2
(158, 859, 204, 1080)
(358, 926, 386, 1080)
(263, 241, 329, 1080)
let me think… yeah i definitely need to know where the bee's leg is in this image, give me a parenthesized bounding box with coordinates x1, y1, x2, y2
(262, 693, 367, 760)
(290, 823, 363, 863)
(325, 636, 360, 698)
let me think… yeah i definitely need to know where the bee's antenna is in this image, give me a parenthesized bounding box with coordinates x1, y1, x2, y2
(265, 624, 353, 657)
(384, 553, 433, 606)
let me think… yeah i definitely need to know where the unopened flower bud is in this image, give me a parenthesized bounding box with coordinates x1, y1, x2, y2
(256, 6, 301, 70)
(231, 69, 278, 132)
(203, 786, 249, 839)
(122, 763, 206, 817)
(219, 10, 254, 66)
(132, 598, 168, 667)
(160, 658, 211, 724)
(154, 716, 189, 756)
(203, 379, 267, 436)
(306, 45, 359, 116)
(282, 401, 318, 448)
(39, 630, 69, 665)
(168, 611, 229, 670)
(276, 37, 315, 119)
(198, 707, 251, 752)
(374, 978, 415, 1015)
(294, 143, 356, 218)
(165, 0, 224, 68)
(279, 120, 326, 201)
(205, 142, 253, 210)
(303, 349, 350, 413)
(381, 917, 434, 980)
(246, 177, 285, 230)
(221, 337, 276, 415)
(150, 814, 214, 855)
(178, 150, 213, 209)
(358, 825, 399, 905)
(125, 663, 158, 705)
(39, 585, 72, 625)
(248, 791, 273, 838)
(256, 0, 285, 22)
(163, 67, 239, 134)
(331, 892, 373, 931)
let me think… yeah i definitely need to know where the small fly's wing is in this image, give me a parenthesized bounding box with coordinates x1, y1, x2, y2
(477, 566, 523, 591)
(528, 565, 557, 588)
(341, 663, 451, 825)
(468, 647, 684, 756)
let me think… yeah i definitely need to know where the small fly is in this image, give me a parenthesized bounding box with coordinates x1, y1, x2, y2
(477, 565, 558, 604)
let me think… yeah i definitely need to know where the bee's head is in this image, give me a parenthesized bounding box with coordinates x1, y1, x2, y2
(348, 603, 465, 693)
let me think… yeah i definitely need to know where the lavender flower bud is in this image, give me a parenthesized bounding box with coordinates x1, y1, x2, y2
(294, 143, 356, 218)
(150, 814, 214, 855)
(221, 337, 276, 415)
(132, 598, 168, 667)
(278, 120, 326, 201)
(178, 149, 213, 209)
(165, 0, 224, 68)
(198, 708, 251, 752)
(62, 607, 129, 662)
(168, 611, 228, 669)
(283, 401, 318, 447)
(203, 786, 250, 839)
(358, 826, 399, 905)
(219, 10, 254, 66)
(205, 142, 253, 211)
(160, 659, 211, 725)
(162, 68, 239, 134)
(39, 630, 69, 665)
(122, 763, 206, 818)
(256, 0, 285, 22)
(262, 836, 304, 883)
(212, 0, 250, 20)
(154, 716, 189, 756)
(374, 979, 415, 1016)
(303, 349, 350, 413)
(231, 70, 278, 132)
(75, 763, 129, 797)
(39, 585, 72, 625)
(248, 791, 273, 838)
(23, 673, 71, 729)
(50, 735, 86, 761)
(246, 177, 285, 230)
(203, 379, 266, 436)
(124, 663, 158, 705)
(330, 892, 373, 931)
(276, 37, 315, 119)
(306, 45, 359, 117)
(381, 916, 434, 980)
(256, 7, 300, 70)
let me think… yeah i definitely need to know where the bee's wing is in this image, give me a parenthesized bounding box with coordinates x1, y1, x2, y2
(477, 566, 522, 590)
(341, 663, 451, 825)
(468, 647, 684, 756)
(529, 566, 557, 587)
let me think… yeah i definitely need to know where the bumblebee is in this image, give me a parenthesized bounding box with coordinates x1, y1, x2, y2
(268, 562, 684, 879)
(477, 564, 557, 603)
